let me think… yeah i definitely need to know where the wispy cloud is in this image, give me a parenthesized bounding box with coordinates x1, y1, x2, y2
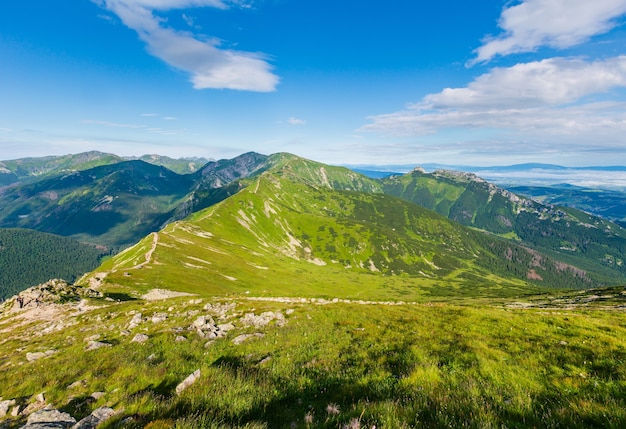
(141, 113, 160, 117)
(287, 117, 306, 125)
(162, 116, 178, 120)
(472, 0, 626, 64)
(94, 0, 279, 91)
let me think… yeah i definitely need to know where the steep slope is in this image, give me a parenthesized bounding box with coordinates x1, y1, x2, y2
(0, 160, 195, 249)
(382, 168, 626, 284)
(509, 184, 626, 226)
(87, 169, 595, 302)
(0, 228, 105, 299)
(0, 154, 277, 250)
(0, 151, 211, 187)
(0, 151, 125, 186)
(135, 154, 210, 174)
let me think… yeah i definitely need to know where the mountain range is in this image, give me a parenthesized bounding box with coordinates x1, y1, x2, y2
(1, 151, 625, 298)
(1, 151, 626, 428)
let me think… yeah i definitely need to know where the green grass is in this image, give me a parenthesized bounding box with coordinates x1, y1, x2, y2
(1, 292, 626, 428)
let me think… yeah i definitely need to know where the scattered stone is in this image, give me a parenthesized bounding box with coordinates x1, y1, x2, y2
(11, 406, 20, 417)
(175, 369, 200, 395)
(147, 354, 156, 361)
(0, 400, 16, 417)
(131, 334, 149, 344)
(83, 334, 101, 343)
(26, 350, 57, 362)
(285, 309, 295, 315)
(175, 336, 187, 342)
(85, 341, 111, 351)
(67, 380, 87, 390)
(127, 313, 143, 330)
(90, 392, 105, 400)
(119, 330, 130, 336)
(258, 356, 272, 365)
(232, 333, 265, 345)
(20, 401, 46, 417)
(216, 323, 235, 332)
(71, 406, 115, 429)
(35, 393, 45, 403)
(240, 311, 285, 328)
(20, 408, 76, 428)
(151, 313, 168, 324)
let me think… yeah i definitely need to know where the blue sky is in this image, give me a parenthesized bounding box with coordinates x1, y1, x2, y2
(2, 0, 626, 166)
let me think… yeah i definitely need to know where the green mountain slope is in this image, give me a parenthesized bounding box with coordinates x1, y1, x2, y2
(0, 228, 105, 299)
(509, 184, 626, 226)
(0, 151, 211, 187)
(0, 151, 125, 186)
(0, 160, 195, 250)
(381, 168, 626, 284)
(88, 168, 596, 303)
(0, 154, 274, 250)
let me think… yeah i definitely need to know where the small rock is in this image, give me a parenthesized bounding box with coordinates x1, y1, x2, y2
(83, 334, 101, 343)
(10, 405, 20, 417)
(175, 369, 201, 395)
(67, 380, 87, 390)
(35, 393, 45, 403)
(174, 336, 187, 342)
(147, 354, 156, 361)
(21, 408, 76, 428)
(258, 356, 272, 365)
(127, 313, 143, 329)
(217, 323, 235, 332)
(71, 406, 115, 429)
(151, 313, 167, 324)
(232, 333, 265, 345)
(90, 392, 105, 400)
(26, 350, 57, 362)
(20, 401, 46, 417)
(85, 341, 111, 351)
(131, 334, 149, 344)
(0, 400, 16, 417)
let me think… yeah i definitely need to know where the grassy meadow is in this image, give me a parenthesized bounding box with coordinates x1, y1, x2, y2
(1, 289, 626, 428)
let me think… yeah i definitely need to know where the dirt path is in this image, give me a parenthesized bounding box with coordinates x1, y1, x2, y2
(132, 232, 159, 269)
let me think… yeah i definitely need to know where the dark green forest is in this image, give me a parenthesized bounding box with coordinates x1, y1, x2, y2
(0, 228, 106, 300)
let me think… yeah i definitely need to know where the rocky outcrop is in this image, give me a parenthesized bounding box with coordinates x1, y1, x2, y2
(5, 280, 101, 313)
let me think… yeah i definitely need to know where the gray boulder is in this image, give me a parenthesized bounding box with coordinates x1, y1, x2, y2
(20, 408, 76, 429)
(71, 407, 115, 429)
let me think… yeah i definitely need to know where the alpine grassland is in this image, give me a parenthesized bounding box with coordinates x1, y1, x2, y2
(1, 292, 626, 428)
(1, 155, 626, 428)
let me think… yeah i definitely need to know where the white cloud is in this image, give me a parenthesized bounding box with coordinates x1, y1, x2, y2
(425, 56, 626, 110)
(362, 56, 626, 153)
(162, 116, 178, 120)
(287, 117, 306, 125)
(95, 0, 279, 91)
(473, 0, 626, 64)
